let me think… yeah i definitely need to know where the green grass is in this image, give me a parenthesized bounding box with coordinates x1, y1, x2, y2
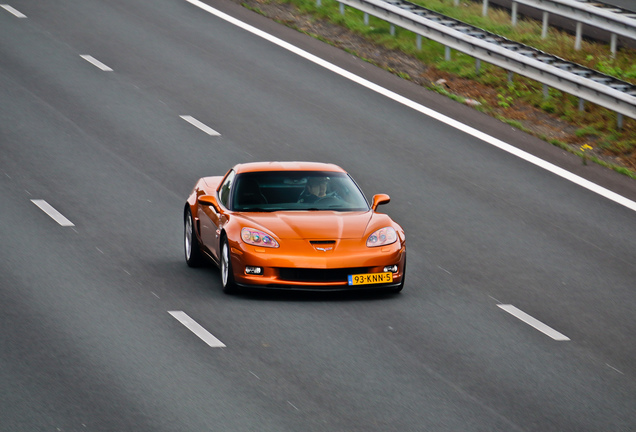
(264, 0, 636, 176)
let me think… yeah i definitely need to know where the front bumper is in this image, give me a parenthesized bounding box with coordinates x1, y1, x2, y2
(229, 238, 406, 290)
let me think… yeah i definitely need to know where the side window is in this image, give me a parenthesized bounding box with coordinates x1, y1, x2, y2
(218, 170, 236, 209)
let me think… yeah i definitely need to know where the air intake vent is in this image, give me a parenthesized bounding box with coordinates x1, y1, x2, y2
(278, 267, 368, 283)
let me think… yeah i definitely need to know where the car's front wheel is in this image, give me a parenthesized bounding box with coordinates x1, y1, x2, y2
(220, 238, 237, 294)
(184, 209, 204, 267)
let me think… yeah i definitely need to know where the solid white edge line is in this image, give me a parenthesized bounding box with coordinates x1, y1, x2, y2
(180, 115, 221, 136)
(80, 55, 113, 72)
(498, 304, 570, 341)
(185, 0, 636, 213)
(169, 311, 226, 347)
(1, 4, 26, 18)
(31, 199, 75, 227)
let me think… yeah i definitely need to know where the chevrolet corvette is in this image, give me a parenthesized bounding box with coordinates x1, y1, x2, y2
(184, 162, 406, 293)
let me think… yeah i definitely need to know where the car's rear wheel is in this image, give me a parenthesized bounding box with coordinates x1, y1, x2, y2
(184, 209, 204, 267)
(220, 239, 237, 294)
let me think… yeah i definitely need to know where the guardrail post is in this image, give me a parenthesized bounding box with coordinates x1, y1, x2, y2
(578, 98, 585, 112)
(364, 12, 369, 25)
(617, 113, 624, 130)
(390, 24, 395, 36)
(610, 33, 617, 57)
(316, 0, 321, 7)
(575, 22, 583, 50)
(482, 0, 489, 17)
(507, 71, 514, 83)
(454, 0, 460, 6)
(416, 34, 422, 50)
(336, 0, 636, 121)
(511, 1, 518, 27)
(541, 12, 549, 39)
(445, 46, 451, 61)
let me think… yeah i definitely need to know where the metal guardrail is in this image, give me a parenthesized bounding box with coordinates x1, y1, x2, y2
(333, 0, 636, 123)
(489, 0, 636, 54)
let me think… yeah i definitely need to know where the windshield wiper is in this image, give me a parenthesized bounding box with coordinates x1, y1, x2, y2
(307, 206, 347, 211)
(241, 207, 274, 212)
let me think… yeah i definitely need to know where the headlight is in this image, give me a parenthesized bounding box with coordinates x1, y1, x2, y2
(366, 227, 397, 247)
(241, 228, 279, 248)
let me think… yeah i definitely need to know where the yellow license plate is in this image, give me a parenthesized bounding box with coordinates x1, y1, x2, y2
(348, 272, 393, 286)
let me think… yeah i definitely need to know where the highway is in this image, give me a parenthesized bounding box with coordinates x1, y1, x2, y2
(1, 0, 635, 430)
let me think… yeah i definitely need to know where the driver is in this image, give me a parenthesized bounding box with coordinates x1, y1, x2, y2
(298, 176, 334, 203)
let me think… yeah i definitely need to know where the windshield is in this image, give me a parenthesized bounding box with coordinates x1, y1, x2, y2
(231, 171, 369, 212)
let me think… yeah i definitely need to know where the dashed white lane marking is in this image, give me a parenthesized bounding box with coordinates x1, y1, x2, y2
(605, 363, 624, 375)
(168, 311, 226, 347)
(1, 4, 26, 18)
(80, 55, 113, 71)
(287, 401, 299, 411)
(498, 304, 570, 341)
(180, 115, 221, 136)
(31, 199, 75, 226)
(185, 0, 636, 214)
(437, 265, 452, 275)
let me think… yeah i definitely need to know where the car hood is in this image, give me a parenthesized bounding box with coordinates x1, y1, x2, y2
(238, 211, 375, 240)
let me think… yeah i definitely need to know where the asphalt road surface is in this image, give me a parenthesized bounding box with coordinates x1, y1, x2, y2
(1, 0, 635, 431)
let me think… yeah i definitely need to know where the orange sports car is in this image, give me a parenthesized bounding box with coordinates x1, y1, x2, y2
(184, 162, 406, 293)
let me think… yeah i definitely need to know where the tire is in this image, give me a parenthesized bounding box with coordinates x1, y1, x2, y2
(184, 209, 204, 267)
(220, 238, 238, 294)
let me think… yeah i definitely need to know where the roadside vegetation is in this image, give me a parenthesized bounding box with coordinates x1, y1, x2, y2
(243, 0, 636, 177)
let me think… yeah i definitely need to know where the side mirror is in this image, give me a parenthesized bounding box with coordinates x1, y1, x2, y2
(199, 195, 220, 212)
(371, 194, 390, 211)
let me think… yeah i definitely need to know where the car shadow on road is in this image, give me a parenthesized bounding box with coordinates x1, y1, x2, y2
(232, 286, 402, 303)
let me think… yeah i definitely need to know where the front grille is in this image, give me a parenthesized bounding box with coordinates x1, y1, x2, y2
(278, 267, 368, 283)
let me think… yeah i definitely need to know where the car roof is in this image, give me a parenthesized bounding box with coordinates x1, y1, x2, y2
(232, 161, 346, 174)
